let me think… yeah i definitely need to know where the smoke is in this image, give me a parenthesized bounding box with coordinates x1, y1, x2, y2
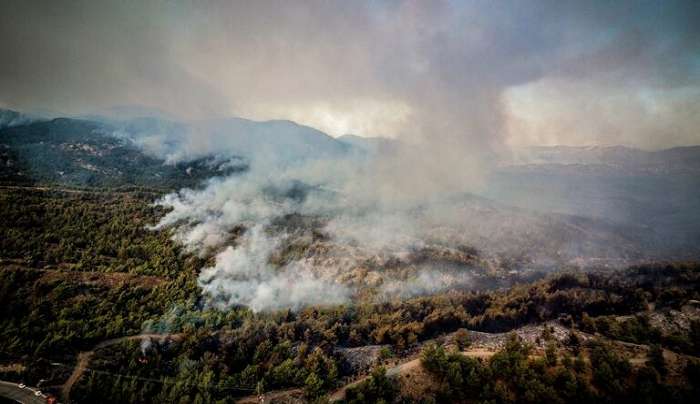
(149, 130, 662, 311)
(3, 0, 697, 310)
(150, 149, 482, 311)
(0, 108, 39, 129)
(151, 160, 358, 311)
(198, 225, 349, 312)
(151, 174, 289, 253)
(379, 269, 474, 300)
(3, 1, 698, 149)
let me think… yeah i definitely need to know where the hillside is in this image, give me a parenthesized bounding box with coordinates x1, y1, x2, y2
(0, 110, 699, 403)
(2, 190, 698, 404)
(0, 116, 242, 189)
(486, 145, 700, 259)
(0, 165, 698, 403)
(509, 145, 700, 174)
(0, 112, 356, 189)
(0, 108, 38, 129)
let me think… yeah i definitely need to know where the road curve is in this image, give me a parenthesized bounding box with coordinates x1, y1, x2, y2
(328, 358, 420, 402)
(328, 349, 502, 401)
(235, 388, 303, 404)
(61, 333, 183, 402)
(0, 381, 49, 404)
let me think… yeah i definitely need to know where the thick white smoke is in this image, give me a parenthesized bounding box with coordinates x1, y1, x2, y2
(136, 0, 698, 311)
(379, 269, 474, 300)
(151, 145, 483, 312)
(198, 225, 349, 312)
(151, 136, 654, 312)
(150, 157, 364, 311)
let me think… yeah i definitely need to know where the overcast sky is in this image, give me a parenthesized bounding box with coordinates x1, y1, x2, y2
(1, 0, 699, 149)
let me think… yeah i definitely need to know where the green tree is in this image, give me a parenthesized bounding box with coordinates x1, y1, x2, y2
(345, 367, 397, 404)
(420, 343, 448, 376)
(304, 372, 324, 399)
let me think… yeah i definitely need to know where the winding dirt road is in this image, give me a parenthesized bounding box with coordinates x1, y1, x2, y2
(235, 388, 304, 404)
(61, 333, 183, 402)
(328, 348, 507, 402)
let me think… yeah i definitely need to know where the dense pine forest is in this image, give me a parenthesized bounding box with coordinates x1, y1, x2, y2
(1, 186, 699, 403)
(3, 1, 700, 402)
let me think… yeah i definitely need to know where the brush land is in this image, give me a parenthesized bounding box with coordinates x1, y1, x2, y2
(1, 185, 699, 403)
(1, 113, 699, 403)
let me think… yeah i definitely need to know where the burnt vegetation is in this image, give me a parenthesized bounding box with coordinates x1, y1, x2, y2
(0, 187, 698, 402)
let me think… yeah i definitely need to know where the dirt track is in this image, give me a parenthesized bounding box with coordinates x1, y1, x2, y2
(61, 333, 183, 402)
(328, 347, 540, 402)
(236, 388, 305, 404)
(328, 348, 494, 402)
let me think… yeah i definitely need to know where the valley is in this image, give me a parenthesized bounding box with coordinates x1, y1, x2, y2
(1, 111, 699, 403)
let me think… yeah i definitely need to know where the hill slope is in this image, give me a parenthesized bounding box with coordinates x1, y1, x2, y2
(0, 117, 240, 189)
(0, 111, 356, 189)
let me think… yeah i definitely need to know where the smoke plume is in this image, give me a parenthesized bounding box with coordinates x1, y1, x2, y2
(3, 0, 698, 310)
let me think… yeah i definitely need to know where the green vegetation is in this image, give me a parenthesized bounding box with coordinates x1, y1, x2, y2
(0, 187, 197, 275)
(0, 117, 242, 189)
(0, 187, 699, 403)
(416, 335, 698, 404)
(0, 188, 205, 356)
(343, 367, 396, 404)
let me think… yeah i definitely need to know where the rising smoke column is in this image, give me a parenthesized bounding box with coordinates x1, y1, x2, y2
(137, 0, 700, 311)
(198, 225, 349, 311)
(151, 164, 363, 312)
(149, 151, 467, 311)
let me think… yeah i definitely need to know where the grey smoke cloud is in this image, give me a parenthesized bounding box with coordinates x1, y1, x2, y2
(3, 0, 699, 310)
(197, 225, 350, 312)
(1, 1, 699, 149)
(150, 153, 457, 311)
(150, 147, 652, 311)
(379, 269, 474, 300)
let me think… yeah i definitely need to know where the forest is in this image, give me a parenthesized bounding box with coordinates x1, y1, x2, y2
(1, 186, 699, 403)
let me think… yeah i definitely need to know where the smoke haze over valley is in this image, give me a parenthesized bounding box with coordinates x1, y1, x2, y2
(3, 107, 698, 311)
(2, 2, 700, 403)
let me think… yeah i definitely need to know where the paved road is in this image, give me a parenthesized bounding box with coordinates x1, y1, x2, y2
(0, 381, 48, 404)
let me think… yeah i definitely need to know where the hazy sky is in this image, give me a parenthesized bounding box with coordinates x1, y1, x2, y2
(1, 0, 699, 149)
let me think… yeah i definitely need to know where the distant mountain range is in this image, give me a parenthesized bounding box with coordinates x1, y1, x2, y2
(0, 108, 358, 188)
(110, 116, 354, 167)
(486, 145, 700, 259)
(508, 144, 700, 174)
(2, 107, 699, 259)
(0, 113, 246, 189)
(0, 108, 37, 129)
